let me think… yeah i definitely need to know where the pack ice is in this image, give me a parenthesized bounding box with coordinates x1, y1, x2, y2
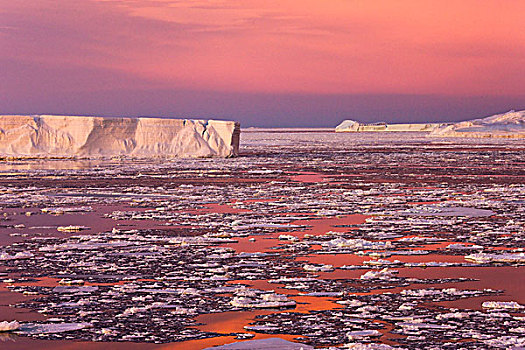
(0, 115, 240, 157)
(429, 110, 525, 138)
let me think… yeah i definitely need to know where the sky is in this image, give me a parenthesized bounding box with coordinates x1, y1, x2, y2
(1, 0, 524, 127)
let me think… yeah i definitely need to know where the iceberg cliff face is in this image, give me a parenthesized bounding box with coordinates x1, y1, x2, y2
(429, 110, 525, 138)
(0, 115, 240, 157)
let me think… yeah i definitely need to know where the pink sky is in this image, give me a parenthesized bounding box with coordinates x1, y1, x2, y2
(1, 0, 524, 125)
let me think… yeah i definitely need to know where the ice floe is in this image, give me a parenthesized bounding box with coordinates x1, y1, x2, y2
(205, 337, 314, 349)
(465, 252, 525, 263)
(482, 301, 524, 310)
(0, 321, 20, 332)
(17, 322, 92, 334)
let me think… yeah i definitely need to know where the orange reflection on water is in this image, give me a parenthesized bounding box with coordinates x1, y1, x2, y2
(290, 214, 369, 236)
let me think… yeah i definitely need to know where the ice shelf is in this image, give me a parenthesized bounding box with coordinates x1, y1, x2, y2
(0, 115, 240, 157)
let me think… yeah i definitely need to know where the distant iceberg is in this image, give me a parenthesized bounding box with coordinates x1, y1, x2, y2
(335, 120, 444, 132)
(335, 120, 361, 132)
(429, 110, 525, 138)
(0, 115, 240, 157)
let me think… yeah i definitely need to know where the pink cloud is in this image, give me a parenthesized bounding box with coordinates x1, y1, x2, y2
(1, 0, 524, 96)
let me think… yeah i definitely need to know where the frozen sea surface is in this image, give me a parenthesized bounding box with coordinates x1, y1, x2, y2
(0, 129, 524, 350)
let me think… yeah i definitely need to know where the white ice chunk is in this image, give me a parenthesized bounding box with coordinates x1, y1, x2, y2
(57, 225, 90, 232)
(446, 243, 484, 250)
(52, 286, 98, 293)
(303, 264, 334, 272)
(482, 301, 524, 310)
(0, 251, 34, 260)
(17, 322, 91, 334)
(398, 322, 455, 330)
(465, 252, 525, 263)
(360, 268, 398, 280)
(230, 293, 296, 309)
(347, 330, 381, 339)
(0, 321, 20, 332)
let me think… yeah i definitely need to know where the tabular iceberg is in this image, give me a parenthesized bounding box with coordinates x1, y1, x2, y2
(0, 115, 240, 157)
(335, 120, 444, 132)
(429, 110, 525, 138)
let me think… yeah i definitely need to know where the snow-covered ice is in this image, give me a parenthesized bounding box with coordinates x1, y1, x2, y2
(430, 110, 525, 138)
